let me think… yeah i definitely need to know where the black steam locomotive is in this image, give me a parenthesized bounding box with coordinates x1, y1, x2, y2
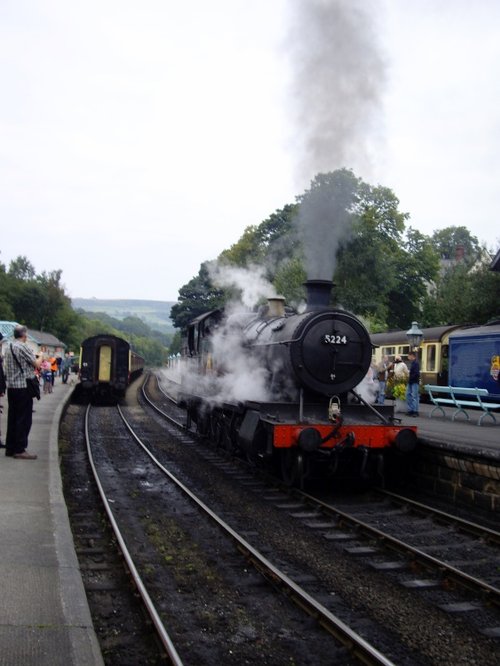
(78, 334, 145, 403)
(179, 280, 417, 487)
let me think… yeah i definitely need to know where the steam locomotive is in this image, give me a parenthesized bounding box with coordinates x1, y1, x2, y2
(78, 334, 145, 404)
(178, 280, 417, 487)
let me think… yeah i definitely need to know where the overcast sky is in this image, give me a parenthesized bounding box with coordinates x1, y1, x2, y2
(1, 1, 499, 301)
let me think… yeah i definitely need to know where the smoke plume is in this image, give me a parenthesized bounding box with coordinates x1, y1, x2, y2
(287, 0, 386, 184)
(297, 170, 356, 281)
(286, 0, 386, 281)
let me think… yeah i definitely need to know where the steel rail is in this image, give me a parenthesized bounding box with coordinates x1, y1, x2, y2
(376, 488, 500, 544)
(85, 405, 184, 666)
(295, 488, 500, 605)
(117, 403, 396, 666)
(142, 376, 188, 430)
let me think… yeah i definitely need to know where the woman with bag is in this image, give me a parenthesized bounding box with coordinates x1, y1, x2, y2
(3, 325, 42, 459)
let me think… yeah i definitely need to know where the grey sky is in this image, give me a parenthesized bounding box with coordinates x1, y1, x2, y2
(1, 1, 499, 301)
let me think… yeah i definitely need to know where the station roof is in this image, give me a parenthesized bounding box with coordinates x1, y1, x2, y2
(0, 321, 65, 348)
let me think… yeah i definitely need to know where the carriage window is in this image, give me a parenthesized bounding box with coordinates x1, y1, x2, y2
(426, 344, 436, 372)
(399, 345, 410, 356)
(382, 347, 395, 356)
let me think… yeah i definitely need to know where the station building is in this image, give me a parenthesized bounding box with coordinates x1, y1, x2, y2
(0, 320, 66, 357)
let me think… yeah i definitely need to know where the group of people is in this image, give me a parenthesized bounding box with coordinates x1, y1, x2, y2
(372, 351, 421, 416)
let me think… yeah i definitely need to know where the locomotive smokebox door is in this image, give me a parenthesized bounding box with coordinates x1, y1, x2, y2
(291, 311, 372, 396)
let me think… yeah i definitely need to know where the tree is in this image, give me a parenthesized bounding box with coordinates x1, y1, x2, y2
(0, 262, 15, 320)
(332, 176, 420, 328)
(170, 262, 226, 330)
(218, 225, 264, 266)
(431, 226, 480, 264)
(385, 227, 440, 329)
(8, 256, 36, 281)
(428, 262, 500, 325)
(218, 204, 300, 272)
(273, 257, 307, 306)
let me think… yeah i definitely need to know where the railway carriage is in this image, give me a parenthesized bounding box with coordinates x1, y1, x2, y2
(78, 334, 144, 403)
(448, 323, 500, 401)
(371, 324, 467, 387)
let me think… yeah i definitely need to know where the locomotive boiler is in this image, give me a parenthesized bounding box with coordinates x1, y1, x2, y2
(179, 280, 417, 487)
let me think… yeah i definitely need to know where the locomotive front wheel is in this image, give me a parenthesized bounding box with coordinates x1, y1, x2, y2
(280, 449, 306, 489)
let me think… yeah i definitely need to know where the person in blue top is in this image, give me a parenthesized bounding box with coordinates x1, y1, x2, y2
(406, 351, 420, 417)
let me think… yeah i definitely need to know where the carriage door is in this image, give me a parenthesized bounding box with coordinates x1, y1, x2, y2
(98, 345, 112, 382)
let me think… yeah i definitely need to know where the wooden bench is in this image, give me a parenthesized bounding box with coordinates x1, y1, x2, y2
(424, 385, 500, 426)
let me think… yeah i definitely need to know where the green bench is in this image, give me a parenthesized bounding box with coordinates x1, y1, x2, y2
(424, 385, 500, 426)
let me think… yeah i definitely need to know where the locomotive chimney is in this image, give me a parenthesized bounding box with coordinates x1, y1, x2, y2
(267, 296, 286, 317)
(304, 279, 334, 311)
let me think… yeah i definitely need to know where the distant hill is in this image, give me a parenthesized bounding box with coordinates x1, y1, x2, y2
(72, 298, 176, 334)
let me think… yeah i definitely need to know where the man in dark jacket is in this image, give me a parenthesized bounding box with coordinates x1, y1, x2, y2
(406, 351, 420, 416)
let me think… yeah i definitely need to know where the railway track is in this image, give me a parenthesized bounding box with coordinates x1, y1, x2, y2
(84, 404, 184, 665)
(285, 488, 500, 626)
(86, 397, 398, 665)
(151, 373, 500, 609)
(146, 372, 500, 654)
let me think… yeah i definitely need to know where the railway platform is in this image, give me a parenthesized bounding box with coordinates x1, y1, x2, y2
(397, 401, 500, 460)
(0, 378, 103, 666)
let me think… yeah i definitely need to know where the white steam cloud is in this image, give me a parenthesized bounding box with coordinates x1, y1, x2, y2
(164, 265, 277, 403)
(209, 263, 277, 309)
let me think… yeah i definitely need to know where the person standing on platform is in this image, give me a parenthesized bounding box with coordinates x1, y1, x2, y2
(41, 357, 53, 394)
(0, 333, 6, 448)
(4, 325, 42, 459)
(406, 351, 420, 417)
(392, 355, 409, 382)
(50, 355, 58, 385)
(376, 355, 390, 404)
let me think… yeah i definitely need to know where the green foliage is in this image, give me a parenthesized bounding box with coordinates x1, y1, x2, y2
(173, 169, 500, 332)
(171, 168, 498, 334)
(219, 225, 264, 266)
(427, 262, 500, 325)
(392, 382, 408, 400)
(431, 226, 480, 264)
(168, 331, 182, 355)
(219, 204, 300, 274)
(0, 255, 170, 367)
(8, 256, 36, 280)
(170, 262, 226, 329)
(273, 257, 307, 306)
(77, 310, 170, 365)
